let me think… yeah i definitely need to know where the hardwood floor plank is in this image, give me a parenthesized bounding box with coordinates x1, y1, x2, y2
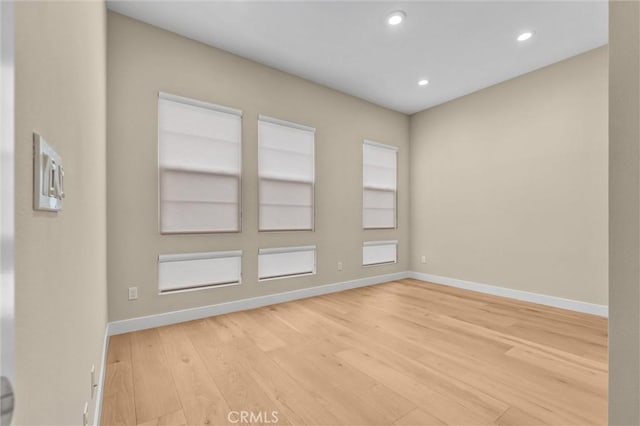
(102, 332, 136, 426)
(210, 328, 344, 425)
(336, 348, 501, 425)
(501, 320, 605, 357)
(100, 361, 136, 426)
(267, 343, 406, 425)
(583, 346, 609, 364)
(183, 319, 293, 425)
(505, 345, 607, 393)
(298, 302, 510, 422)
(416, 339, 604, 425)
(226, 310, 288, 352)
(496, 406, 548, 426)
(241, 306, 304, 345)
(272, 337, 416, 423)
(340, 336, 510, 420)
(393, 408, 446, 426)
(136, 409, 187, 426)
(130, 329, 182, 424)
(156, 324, 232, 425)
(106, 333, 131, 365)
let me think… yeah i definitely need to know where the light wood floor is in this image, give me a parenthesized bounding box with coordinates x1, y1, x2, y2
(100, 279, 608, 426)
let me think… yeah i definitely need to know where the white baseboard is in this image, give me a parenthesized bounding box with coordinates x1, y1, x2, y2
(106, 269, 607, 337)
(93, 324, 109, 426)
(108, 271, 409, 335)
(408, 271, 608, 317)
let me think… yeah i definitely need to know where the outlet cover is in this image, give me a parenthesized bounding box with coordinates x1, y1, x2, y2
(128, 287, 138, 301)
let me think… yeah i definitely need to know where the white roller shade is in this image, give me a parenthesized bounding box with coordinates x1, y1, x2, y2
(158, 250, 242, 293)
(363, 140, 397, 229)
(258, 246, 316, 280)
(258, 116, 315, 231)
(159, 93, 242, 233)
(363, 240, 398, 266)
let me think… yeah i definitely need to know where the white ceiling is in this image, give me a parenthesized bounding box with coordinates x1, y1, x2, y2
(107, 1, 608, 114)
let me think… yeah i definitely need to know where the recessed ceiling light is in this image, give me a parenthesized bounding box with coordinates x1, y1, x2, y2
(418, 79, 429, 86)
(387, 11, 406, 26)
(517, 31, 534, 42)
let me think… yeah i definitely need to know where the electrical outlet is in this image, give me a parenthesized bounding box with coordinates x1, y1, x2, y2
(421, 255, 427, 264)
(90, 365, 97, 399)
(337, 261, 343, 271)
(82, 402, 89, 426)
(128, 286, 138, 301)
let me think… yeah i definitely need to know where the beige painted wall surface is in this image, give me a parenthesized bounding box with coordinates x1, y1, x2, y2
(609, 1, 640, 423)
(107, 12, 409, 322)
(14, 1, 107, 425)
(410, 47, 608, 305)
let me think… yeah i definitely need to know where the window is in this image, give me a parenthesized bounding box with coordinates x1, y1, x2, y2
(258, 115, 315, 231)
(363, 140, 397, 229)
(363, 240, 398, 266)
(158, 92, 242, 233)
(158, 250, 242, 293)
(258, 246, 316, 280)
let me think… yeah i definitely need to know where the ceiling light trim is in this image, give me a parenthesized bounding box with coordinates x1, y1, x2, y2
(517, 31, 534, 42)
(387, 11, 406, 26)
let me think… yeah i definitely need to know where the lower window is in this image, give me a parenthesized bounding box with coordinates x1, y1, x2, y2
(258, 245, 316, 281)
(362, 240, 398, 266)
(158, 250, 242, 293)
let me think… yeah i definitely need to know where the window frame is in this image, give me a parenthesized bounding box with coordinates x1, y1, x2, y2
(362, 240, 398, 267)
(363, 139, 398, 230)
(257, 114, 316, 233)
(157, 91, 243, 235)
(258, 245, 317, 281)
(158, 250, 243, 295)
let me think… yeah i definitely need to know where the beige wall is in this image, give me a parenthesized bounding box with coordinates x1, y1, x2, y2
(609, 1, 640, 423)
(14, 1, 107, 425)
(410, 47, 608, 305)
(106, 12, 409, 322)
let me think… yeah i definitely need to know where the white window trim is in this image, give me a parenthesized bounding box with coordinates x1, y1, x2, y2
(258, 115, 316, 232)
(159, 91, 243, 117)
(158, 250, 242, 263)
(363, 240, 398, 247)
(157, 92, 243, 234)
(363, 139, 398, 230)
(258, 245, 316, 255)
(258, 245, 317, 282)
(362, 240, 398, 267)
(363, 139, 398, 152)
(258, 114, 315, 133)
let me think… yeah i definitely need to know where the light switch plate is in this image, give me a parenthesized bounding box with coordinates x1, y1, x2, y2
(33, 133, 64, 211)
